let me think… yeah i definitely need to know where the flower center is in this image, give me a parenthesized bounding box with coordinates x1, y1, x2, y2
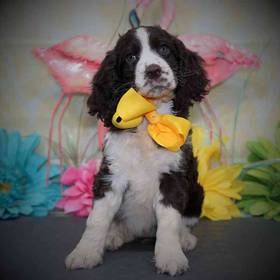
(0, 182, 11, 193)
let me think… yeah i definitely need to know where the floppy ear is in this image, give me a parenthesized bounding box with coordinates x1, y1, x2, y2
(87, 50, 120, 127)
(172, 37, 209, 117)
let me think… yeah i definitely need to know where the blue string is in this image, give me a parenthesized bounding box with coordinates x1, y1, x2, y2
(129, 9, 140, 28)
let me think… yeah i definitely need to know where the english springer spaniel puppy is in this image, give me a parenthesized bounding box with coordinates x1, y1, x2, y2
(66, 26, 209, 276)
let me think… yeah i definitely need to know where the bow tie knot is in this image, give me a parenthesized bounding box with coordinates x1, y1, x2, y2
(112, 88, 191, 152)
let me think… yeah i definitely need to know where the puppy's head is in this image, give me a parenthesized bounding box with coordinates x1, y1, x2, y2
(88, 26, 209, 128)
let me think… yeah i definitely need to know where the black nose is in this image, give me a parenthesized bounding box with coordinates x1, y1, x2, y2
(145, 64, 162, 80)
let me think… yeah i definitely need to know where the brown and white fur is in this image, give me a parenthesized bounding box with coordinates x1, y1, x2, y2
(65, 26, 209, 276)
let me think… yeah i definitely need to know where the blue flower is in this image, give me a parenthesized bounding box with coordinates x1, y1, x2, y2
(0, 129, 61, 219)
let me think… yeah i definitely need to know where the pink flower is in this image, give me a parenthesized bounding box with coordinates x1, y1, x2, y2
(56, 160, 98, 217)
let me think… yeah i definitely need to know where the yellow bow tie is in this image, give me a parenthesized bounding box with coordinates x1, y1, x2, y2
(112, 88, 191, 152)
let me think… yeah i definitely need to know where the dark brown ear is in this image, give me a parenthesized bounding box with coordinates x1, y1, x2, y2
(87, 50, 118, 123)
(172, 37, 209, 117)
(87, 45, 135, 129)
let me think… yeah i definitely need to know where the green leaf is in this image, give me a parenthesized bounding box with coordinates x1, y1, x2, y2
(241, 174, 262, 184)
(247, 153, 262, 163)
(241, 182, 269, 196)
(246, 141, 268, 160)
(259, 138, 280, 158)
(270, 172, 280, 186)
(249, 201, 271, 216)
(264, 205, 280, 219)
(237, 199, 257, 209)
(272, 163, 280, 172)
(246, 167, 273, 181)
(270, 186, 280, 198)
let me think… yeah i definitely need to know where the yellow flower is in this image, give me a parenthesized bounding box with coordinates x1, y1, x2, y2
(192, 127, 244, 221)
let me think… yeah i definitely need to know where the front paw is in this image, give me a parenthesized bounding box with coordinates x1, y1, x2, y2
(155, 246, 189, 276)
(65, 244, 103, 270)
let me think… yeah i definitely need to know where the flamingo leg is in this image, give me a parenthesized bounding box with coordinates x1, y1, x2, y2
(160, 0, 176, 30)
(57, 95, 73, 190)
(97, 120, 108, 151)
(46, 94, 65, 186)
(80, 119, 109, 162)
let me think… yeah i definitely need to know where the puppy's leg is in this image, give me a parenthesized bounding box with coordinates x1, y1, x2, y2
(154, 198, 189, 276)
(105, 220, 134, 251)
(65, 191, 122, 269)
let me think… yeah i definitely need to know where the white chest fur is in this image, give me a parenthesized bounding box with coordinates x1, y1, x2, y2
(104, 101, 183, 236)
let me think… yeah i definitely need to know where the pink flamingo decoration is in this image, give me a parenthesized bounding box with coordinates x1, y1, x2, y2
(179, 34, 260, 161)
(179, 34, 260, 87)
(137, 0, 176, 30)
(33, 36, 107, 184)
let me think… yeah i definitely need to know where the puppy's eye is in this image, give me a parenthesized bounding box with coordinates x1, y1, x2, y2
(126, 54, 137, 64)
(158, 45, 170, 56)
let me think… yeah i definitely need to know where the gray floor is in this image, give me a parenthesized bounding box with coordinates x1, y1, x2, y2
(0, 216, 280, 280)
